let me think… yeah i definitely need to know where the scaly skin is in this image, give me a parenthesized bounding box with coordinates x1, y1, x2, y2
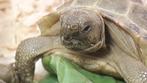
(14, 34, 147, 83)
(15, 36, 63, 83)
(14, 22, 147, 83)
(14, 7, 147, 83)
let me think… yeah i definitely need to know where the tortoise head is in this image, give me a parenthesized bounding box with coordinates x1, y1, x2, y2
(60, 8, 106, 53)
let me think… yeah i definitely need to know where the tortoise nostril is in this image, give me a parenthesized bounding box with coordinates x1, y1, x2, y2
(64, 36, 72, 41)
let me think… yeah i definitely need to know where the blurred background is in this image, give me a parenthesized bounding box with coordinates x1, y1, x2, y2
(0, 0, 67, 81)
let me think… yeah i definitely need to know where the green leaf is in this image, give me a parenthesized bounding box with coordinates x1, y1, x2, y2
(41, 54, 125, 83)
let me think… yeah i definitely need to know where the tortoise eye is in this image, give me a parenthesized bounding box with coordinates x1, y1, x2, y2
(82, 25, 91, 32)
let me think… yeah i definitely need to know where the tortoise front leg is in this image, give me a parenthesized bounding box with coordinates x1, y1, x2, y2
(103, 19, 147, 83)
(14, 11, 61, 83)
(101, 10, 147, 65)
(15, 36, 63, 83)
(110, 45, 147, 83)
(37, 11, 60, 36)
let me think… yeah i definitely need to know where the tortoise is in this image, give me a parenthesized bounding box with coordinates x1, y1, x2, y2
(1, 0, 147, 83)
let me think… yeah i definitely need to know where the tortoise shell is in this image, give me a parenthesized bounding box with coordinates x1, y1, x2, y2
(39, 0, 147, 62)
(37, 0, 147, 69)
